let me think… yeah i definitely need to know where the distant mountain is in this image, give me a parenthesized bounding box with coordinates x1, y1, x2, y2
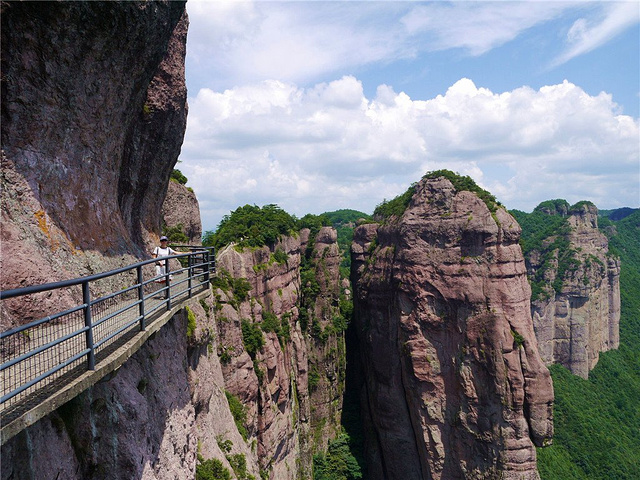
(322, 209, 371, 226)
(599, 207, 638, 221)
(511, 201, 620, 378)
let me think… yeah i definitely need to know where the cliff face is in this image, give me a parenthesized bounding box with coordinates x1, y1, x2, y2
(211, 227, 345, 479)
(0, 1, 188, 312)
(529, 204, 621, 379)
(1, 4, 349, 479)
(161, 180, 202, 245)
(351, 177, 554, 479)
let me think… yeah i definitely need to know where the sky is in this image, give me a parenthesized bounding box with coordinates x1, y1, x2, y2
(179, 0, 640, 232)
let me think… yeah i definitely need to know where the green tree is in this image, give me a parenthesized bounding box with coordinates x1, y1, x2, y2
(241, 320, 264, 359)
(163, 223, 189, 243)
(225, 390, 249, 441)
(196, 458, 231, 480)
(171, 168, 188, 185)
(423, 169, 501, 212)
(313, 433, 362, 480)
(204, 204, 298, 250)
(511, 204, 578, 300)
(373, 183, 416, 220)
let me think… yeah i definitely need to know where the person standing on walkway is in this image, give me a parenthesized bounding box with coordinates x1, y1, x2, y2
(152, 236, 178, 281)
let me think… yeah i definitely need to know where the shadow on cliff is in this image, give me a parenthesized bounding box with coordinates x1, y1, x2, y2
(341, 320, 369, 478)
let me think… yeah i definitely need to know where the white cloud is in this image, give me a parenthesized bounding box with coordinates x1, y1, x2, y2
(400, 1, 572, 55)
(181, 76, 640, 231)
(186, 1, 607, 91)
(551, 2, 640, 67)
(186, 1, 409, 89)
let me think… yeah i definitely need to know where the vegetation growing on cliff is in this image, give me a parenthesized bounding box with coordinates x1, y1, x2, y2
(225, 390, 249, 441)
(323, 209, 371, 276)
(313, 432, 362, 480)
(373, 183, 417, 220)
(203, 205, 369, 280)
(171, 168, 188, 185)
(260, 310, 290, 347)
(374, 170, 503, 222)
(423, 169, 502, 212)
(210, 268, 252, 310)
(511, 202, 581, 300)
(196, 457, 231, 480)
(537, 210, 640, 480)
(162, 222, 189, 243)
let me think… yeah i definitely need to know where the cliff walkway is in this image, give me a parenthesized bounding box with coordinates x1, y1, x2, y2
(0, 247, 215, 444)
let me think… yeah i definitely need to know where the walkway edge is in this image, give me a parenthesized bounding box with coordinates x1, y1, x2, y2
(1, 288, 211, 445)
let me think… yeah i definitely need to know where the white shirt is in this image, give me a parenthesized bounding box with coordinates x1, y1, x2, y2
(154, 246, 177, 258)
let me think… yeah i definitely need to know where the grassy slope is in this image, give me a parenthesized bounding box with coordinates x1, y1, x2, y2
(536, 211, 640, 479)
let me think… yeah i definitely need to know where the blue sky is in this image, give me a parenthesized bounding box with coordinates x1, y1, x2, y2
(180, 1, 640, 232)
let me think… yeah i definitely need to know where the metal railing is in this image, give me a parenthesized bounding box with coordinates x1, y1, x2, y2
(0, 246, 215, 424)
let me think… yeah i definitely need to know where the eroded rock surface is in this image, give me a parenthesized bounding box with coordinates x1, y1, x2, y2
(529, 203, 620, 378)
(1, 298, 213, 480)
(211, 228, 345, 479)
(161, 180, 202, 245)
(351, 176, 554, 479)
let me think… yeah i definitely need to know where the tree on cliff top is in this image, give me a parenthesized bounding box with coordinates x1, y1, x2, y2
(203, 204, 298, 250)
(170, 168, 188, 185)
(373, 183, 417, 220)
(373, 169, 502, 221)
(423, 169, 502, 212)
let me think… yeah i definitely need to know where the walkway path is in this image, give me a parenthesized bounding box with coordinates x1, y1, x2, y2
(1, 249, 214, 444)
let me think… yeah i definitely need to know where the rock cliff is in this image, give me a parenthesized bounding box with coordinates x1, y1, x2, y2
(0, 0, 188, 324)
(209, 226, 345, 479)
(2, 224, 346, 479)
(351, 175, 554, 479)
(527, 202, 620, 379)
(161, 180, 202, 245)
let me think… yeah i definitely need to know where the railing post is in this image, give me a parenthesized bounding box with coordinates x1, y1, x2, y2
(164, 257, 171, 310)
(205, 249, 211, 283)
(188, 252, 193, 298)
(82, 281, 96, 370)
(137, 265, 146, 331)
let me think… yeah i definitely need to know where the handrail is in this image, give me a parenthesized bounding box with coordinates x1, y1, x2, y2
(0, 246, 215, 424)
(0, 246, 212, 300)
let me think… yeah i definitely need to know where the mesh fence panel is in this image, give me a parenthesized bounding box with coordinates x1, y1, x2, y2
(1, 250, 214, 426)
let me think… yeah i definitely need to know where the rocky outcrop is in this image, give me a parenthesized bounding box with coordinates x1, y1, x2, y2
(214, 236, 311, 479)
(351, 176, 554, 479)
(0, 1, 188, 320)
(210, 227, 345, 479)
(529, 203, 620, 379)
(161, 180, 202, 245)
(302, 227, 346, 452)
